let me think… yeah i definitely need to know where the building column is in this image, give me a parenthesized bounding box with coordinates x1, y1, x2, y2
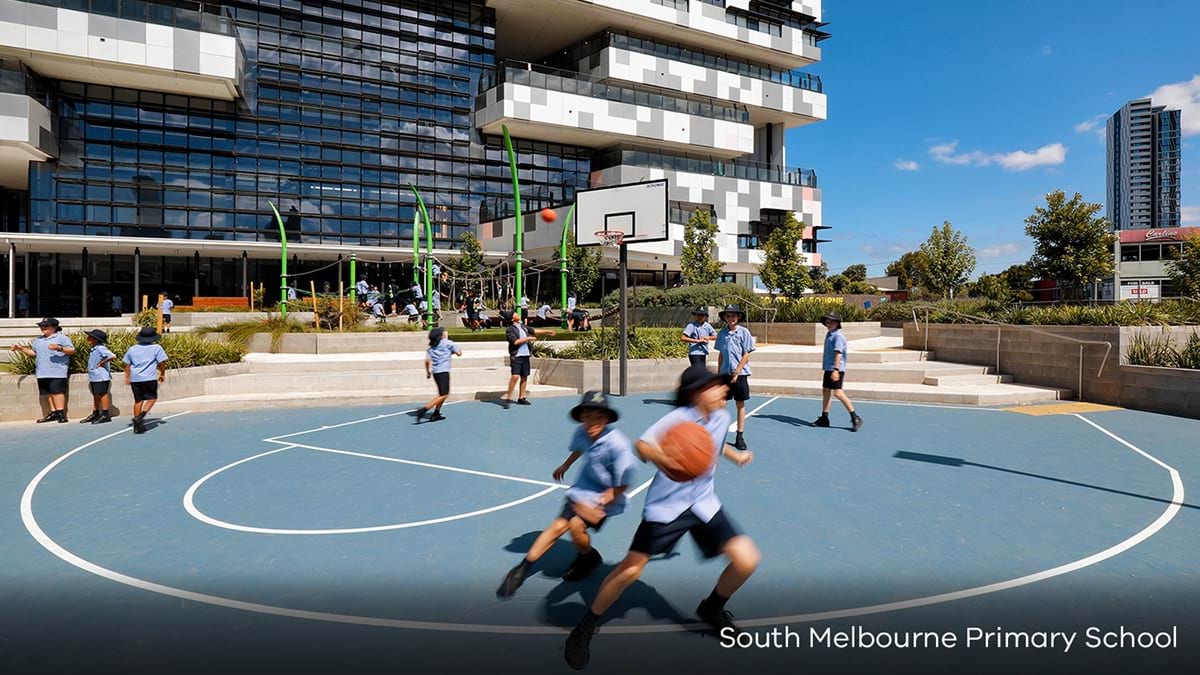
(194, 251, 201, 299)
(133, 247, 141, 310)
(662, 262, 668, 290)
(241, 251, 248, 298)
(7, 242, 14, 318)
(81, 247, 89, 318)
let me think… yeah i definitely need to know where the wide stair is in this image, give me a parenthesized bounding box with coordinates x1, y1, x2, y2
(747, 337, 1072, 406)
(157, 342, 576, 413)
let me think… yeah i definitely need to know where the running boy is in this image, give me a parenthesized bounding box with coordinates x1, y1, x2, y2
(81, 329, 116, 425)
(502, 310, 555, 409)
(416, 327, 461, 423)
(160, 294, 174, 333)
(814, 313, 863, 431)
(681, 306, 717, 367)
(10, 317, 75, 423)
(123, 327, 168, 434)
(497, 391, 636, 598)
(563, 364, 758, 670)
(715, 304, 755, 451)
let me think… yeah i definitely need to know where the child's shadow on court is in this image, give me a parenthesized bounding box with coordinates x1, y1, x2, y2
(503, 532, 695, 633)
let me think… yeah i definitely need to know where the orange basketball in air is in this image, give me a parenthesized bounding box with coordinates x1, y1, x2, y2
(540, 208, 558, 223)
(659, 421, 716, 482)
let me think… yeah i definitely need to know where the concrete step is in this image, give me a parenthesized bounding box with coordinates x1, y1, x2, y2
(157, 383, 577, 413)
(740, 361, 991, 385)
(750, 378, 1071, 406)
(750, 348, 934, 364)
(922, 373, 1014, 387)
(203, 366, 530, 395)
(240, 352, 511, 374)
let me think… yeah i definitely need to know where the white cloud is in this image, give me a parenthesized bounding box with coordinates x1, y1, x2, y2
(928, 140, 1066, 170)
(1148, 74, 1200, 136)
(893, 159, 920, 171)
(1182, 206, 1200, 224)
(1041, 45, 1053, 56)
(978, 242, 1022, 259)
(994, 143, 1068, 171)
(1074, 114, 1107, 139)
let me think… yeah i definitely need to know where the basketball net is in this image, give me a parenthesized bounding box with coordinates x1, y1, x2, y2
(595, 230, 625, 248)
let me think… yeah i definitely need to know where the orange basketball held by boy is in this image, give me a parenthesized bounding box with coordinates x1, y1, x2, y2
(658, 420, 716, 482)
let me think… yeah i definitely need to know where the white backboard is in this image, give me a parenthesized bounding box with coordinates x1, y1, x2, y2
(574, 179, 669, 247)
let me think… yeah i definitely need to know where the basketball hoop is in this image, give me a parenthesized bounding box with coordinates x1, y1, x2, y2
(595, 230, 625, 248)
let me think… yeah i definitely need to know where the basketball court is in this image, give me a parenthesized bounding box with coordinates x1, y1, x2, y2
(3, 393, 1198, 674)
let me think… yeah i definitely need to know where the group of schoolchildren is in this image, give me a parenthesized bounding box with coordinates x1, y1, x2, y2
(11, 319, 169, 434)
(356, 274, 444, 325)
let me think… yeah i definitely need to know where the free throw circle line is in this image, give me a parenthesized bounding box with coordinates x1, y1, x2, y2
(21, 410, 1183, 634)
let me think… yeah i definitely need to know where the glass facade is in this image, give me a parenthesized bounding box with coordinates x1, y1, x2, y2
(9, 0, 593, 248)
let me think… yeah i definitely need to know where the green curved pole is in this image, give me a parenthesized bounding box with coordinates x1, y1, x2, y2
(560, 204, 575, 329)
(269, 201, 287, 318)
(349, 254, 357, 307)
(502, 125, 523, 313)
(410, 208, 421, 289)
(408, 183, 435, 327)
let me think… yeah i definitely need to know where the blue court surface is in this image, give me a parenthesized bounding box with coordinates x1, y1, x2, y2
(2, 394, 1199, 674)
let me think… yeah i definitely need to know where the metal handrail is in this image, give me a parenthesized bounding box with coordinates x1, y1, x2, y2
(727, 296, 777, 344)
(909, 303, 1114, 402)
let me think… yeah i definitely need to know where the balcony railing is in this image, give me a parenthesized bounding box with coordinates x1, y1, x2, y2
(477, 60, 751, 124)
(22, 0, 233, 36)
(595, 146, 818, 188)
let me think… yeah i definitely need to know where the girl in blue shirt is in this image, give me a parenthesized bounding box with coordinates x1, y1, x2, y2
(417, 328, 461, 423)
(81, 329, 117, 425)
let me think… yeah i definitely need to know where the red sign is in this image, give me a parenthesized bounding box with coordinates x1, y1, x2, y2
(1118, 227, 1200, 243)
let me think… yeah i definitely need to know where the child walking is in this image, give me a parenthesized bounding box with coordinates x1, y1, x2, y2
(81, 329, 116, 424)
(563, 364, 758, 670)
(681, 306, 716, 367)
(814, 313, 863, 431)
(715, 304, 755, 451)
(497, 391, 636, 598)
(416, 327, 461, 423)
(123, 327, 168, 434)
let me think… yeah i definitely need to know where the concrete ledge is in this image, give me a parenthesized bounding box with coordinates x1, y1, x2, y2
(1117, 365, 1200, 419)
(0, 363, 248, 423)
(749, 321, 881, 345)
(533, 357, 691, 393)
(241, 332, 427, 353)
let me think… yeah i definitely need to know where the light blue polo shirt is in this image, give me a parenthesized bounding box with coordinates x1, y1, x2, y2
(427, 338, 461, 374)
(161, 298, 174, 315)
(514, 323, 531, 357)
(638, 406, 731, 524)
(683, 321, 716, 356)
(33, 333, 74, 379)
(87, 345, 116, 382)
(715, 325, 755, 376)
(404, 303, 418, 316)
(565, 426, 638, 516)
(356, 280, 369, 295)
(824, 329, 848, 372)
(123, 343, 168, 383)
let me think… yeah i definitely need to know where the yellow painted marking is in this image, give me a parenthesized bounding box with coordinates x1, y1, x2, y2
(1002, 402, 1122, 416)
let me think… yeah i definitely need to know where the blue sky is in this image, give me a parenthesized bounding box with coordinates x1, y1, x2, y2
(789, 0, 1200, 277)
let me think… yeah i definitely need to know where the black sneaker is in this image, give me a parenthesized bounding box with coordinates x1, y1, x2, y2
(851, 413, 863, 432)
(501, 398, 510, 410)
(56, 412, 68, 424)
(429, 411, 446, 422)
(132, 416, 146, 435)
(414, 407, 427, 423)
(36, 412, 58, 424)
(813, 415, 830, 428)
(563, 624, 595, 671)
(562, 548, 602, 582)
(733, 433, 747, 452)
(79, 411, 99, 424)
(496, 563, 527, 598)
(516, 398, 532, 406)
(94, 412, 112, 425)
(696, 601, 739, 634)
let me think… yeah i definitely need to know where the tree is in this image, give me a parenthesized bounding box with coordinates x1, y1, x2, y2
(969, 273, 1010, 301)
(756, 212, 812, 297)
(886, 251, 929, 292)
(1024, 190, 1115, 299)
(842, 264, 868, 282)
(1000, 263, 1035, 301)
(1166, 234, 1200, 298)
(828, 274, 849, 293)
(553, 237, 602, 298)
(810, 261, 832, 294)
(680, 208, 723, 286)
(451, 231, 484, 276)
(919, 221, 976, 298)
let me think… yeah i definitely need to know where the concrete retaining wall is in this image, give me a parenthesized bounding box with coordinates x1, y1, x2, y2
(902, 323, 1200, 417)
(167, 312, 316, 328)
(244, 331, 427, 354)
(533, 358, 691, 394)
(0, 363, 248, 423)
(748, 321, 881, 345)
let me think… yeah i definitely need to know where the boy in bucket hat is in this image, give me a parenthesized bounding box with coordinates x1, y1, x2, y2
(81, 329, 117, 424)
(814, 313, 863, 431)
(123, 327, 168, 434)
(497, 391, 636, 598)
(681, 306, 717, 367)
(715, 304, 755, 451)
(10, 318, 76, 423)
(563, 364, 758, 670)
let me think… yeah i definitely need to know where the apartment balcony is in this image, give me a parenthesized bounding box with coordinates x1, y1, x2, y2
(0, 0, 243, 100)
(0, 61, 54, 188)
(567, 31, 825, 126)
(488, 0, 822, 69)
(475, 61, 754, 157)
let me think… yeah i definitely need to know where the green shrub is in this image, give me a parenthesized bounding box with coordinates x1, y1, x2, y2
(1175, 332, 1200, 369)
(602, 283, 755, 310)
(877, 299, 1200, 327)
(758, 298, 869, 323)
(3, 331, 245, 376)
(545, 327, 688, 360)
(132, 309, 158, 328)
(1124, 332, 1178, 366)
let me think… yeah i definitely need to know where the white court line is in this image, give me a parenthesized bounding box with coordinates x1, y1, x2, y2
(729, 395, 780, 432)
(263, 401, 465, 443)
(628, 478, 654, 498)
(20, 407, 1185, 634)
